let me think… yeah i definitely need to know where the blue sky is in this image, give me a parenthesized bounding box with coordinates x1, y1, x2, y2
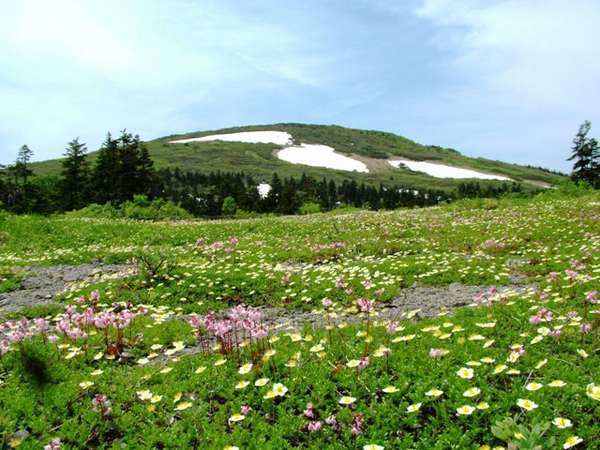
(1, 0, 599, 171)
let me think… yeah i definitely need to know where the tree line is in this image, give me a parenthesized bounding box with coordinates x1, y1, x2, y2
(0, 130, 527, 217)
(2, 121, 597, 217)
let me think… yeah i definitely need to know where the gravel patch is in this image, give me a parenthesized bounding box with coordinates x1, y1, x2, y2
(154, 282, 537, 363)
(0, 263, 136, 314)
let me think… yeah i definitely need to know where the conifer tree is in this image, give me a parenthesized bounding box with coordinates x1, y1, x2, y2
(60, 138, 90, 210)
(93, 133, 120, 204)
(14, 145, 33, 186)
(568, 121, 599, 187)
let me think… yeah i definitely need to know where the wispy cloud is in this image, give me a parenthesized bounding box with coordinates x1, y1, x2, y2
(0, 0, 598, 171)
(410, 0, 600, 169)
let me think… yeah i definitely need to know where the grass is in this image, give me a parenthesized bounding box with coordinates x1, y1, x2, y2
(29, 123, 566, 191)
(0, 192, 598, 449)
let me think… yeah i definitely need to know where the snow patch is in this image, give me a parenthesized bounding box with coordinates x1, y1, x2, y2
(170, 131, 293, 146)
(388, 159, 511, 180)
(278, 144, 369, 173)
(257, 183, 271, 199)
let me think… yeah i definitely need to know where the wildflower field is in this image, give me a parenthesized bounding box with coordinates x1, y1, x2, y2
(0, 193, 598, 449)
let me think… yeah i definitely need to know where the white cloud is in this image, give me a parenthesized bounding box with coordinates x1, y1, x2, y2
(0, 0, 328, 162)
(412, 0, 600, 170)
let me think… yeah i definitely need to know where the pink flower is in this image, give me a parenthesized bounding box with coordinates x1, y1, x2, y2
(580, 323, 592, 334)
(356, 297, 374, 313)
(473, 293, 484, 305)
(549, 329, 561, 338)
(325, 415, 340, 431)
(362, 279, 372, 289)
(548, 271, 559, 281)
(92, 394, 112, 418)
(358, 356, 369, 369)
(386, 321, 398, 334)
(529, 315, 542, 324)
(44, 438, 61, 450)
(429, 348, 445, 358)
(321, 298, 333, 308)
(565, 269, 578, 281)
(240, 404, 252, 415)
(586, 290, 597, 304)
(351, 413, 364, 436)
(304, 402, 315, 419)
(307, 421, 322, 432)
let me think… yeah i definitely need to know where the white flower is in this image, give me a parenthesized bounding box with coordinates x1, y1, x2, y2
(552, 417, 573, 429)
(457, 367, 474, 379)
(456, 405, 476, 415)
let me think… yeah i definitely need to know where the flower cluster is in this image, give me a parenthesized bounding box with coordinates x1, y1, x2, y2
(188, 305, 267, 354)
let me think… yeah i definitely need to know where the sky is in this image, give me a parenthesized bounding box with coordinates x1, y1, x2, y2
(1, 0, 599, 172)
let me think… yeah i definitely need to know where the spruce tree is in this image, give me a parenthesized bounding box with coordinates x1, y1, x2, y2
(568, 121, 599, 187)
(93, 133, 120, 204)
(60, 138, 90, 210)
(14, 145, 33, 186)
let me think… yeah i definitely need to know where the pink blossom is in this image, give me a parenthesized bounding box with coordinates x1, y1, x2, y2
(240, 404, 252, 415)
(44, 438, 61, 450)
(565, 269, 578, 281)
(358, 356, 369, 369)
(307, 421, 322, 433)
(386, 321, 398, 334)
(586, 290, 597, 304)
(304, 402, 315, 419)
(356, 297, 374, 313)
(321, 298, 333, 308)
(529, 315, 542, 324)
(580, 323, 592, 334)
(351, 413, 364, 436)
(549, 329, 561, 338)
(92, 394, 112, 418)
(325, 415, 340, 431)
(429, 348, 445, 358)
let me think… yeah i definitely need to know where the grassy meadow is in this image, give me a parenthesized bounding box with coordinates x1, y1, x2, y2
(0, 191, 598, 449)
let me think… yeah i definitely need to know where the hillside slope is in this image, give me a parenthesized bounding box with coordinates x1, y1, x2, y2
(30, 123, 566, 191)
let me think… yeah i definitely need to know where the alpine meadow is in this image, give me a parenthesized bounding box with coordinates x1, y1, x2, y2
(1, 1, 599, 450)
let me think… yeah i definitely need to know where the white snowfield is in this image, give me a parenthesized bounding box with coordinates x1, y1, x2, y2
(169, 131, 293, 146)
(278, 144, 369, 173)
(257, 183, 271, 198)
(388, 159, 511, 181)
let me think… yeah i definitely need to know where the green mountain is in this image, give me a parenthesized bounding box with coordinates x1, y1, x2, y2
(30, 123, 566, 191)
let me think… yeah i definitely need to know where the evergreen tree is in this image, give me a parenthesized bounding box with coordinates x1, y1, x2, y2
(93, 133, 120, 204)
(221, 196, 237, 216)
(14, 145, 33, 186)
(60, 138, 90, 211)
(568, 121, 599, 187)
